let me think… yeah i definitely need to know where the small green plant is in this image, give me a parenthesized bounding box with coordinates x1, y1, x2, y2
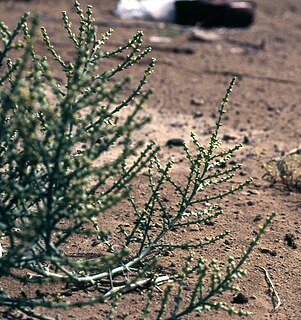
(0, 2, 274, 319)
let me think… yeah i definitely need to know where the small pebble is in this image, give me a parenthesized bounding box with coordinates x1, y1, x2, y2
(222, 134, 237, 142)
(224, 239, 233, 245)
(235, 202, 246, 207)
(285, 233, 297, 249)
(248, 189, 260, 195)
(183, 285, 194, 291)
(259, 247, 277, 256)
(188, 225, 200, 232)
(166, 138, 185, 147)
(193, 112, 203, 118)
(243, 136, 251, 145)
(232, 293, 249, 304)
(190, 98, 204, 106)
(190, 28, 221, 42)
(253, 214, 263, 222)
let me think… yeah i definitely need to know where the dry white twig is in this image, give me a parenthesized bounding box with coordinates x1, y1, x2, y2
(256, 265, 281, 312)
(103, 275, 174, 302)
(285, 146, 301, 157)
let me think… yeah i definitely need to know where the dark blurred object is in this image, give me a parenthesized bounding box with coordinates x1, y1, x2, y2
(175, 0, 256, 28)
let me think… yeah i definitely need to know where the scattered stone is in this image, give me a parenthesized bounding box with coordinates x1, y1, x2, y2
(285, 233, 297, 249)
(162, 57, 174, 66)
(211, 112, 217, 119)
(162, 250, 172, 256)
(190, 97, 204, 106)
(235, 202, 246, 207)
(91, 239, 101, 247)
(188, 225, 200, 232)
(190, 28, 221, 42)
(166, 138, 185, 147)
(248, 189, 260, 195)
(243, 135, 251, 145)
(170, 121, 186, 128)
(193, 112, 203, 118)
(232, 293, 249, 304)
(259, 247, 277, 256)
(156, 46, 194, 55)
(149, 36, 172, 44)
(63, 290, 73, 297)
(230, 46, 244, 54)
(162, 196, 170, 202)
(222, 134, 237, 142)
(224, 239, 233, 245)
(35, 290, 45, 298)
(172, 47, 194, 54)
(266, 104, 281, 114)
(253, 214, 263, 222)
(247, 200, 255, 206)
(183, 285, 194, 291)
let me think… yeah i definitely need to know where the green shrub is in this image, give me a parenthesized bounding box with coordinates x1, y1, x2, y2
(0, 2, 274, 319)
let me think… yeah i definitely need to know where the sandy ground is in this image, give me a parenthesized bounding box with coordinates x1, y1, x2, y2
(0, 0, 300, 319)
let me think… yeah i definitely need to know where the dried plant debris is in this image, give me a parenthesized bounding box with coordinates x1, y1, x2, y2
(258, 150, 301, 191)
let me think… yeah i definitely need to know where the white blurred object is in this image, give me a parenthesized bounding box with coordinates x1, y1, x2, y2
(115, 0, 176, 22)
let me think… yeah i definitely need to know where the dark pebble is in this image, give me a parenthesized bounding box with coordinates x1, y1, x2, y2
(166, 138, 185, 147)
(259, 248, 277, 256)
(232, 293, 249, 304)
(193, 112, 203, 118)
(222, 134, 237, 142)
(183, 285, 194, 291)
(285, 233, 297, 249)
(91, 239, 101, 247)
(172, 47, 194, 55)
(253, 214, 263, 222)
(170, 122, 186, 128)
(235, 202, 246, 207)
(243, 136, 251, 145)
(190, 98, 204, 106)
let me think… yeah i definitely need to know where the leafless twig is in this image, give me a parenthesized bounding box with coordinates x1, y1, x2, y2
(256, 265, 281, 312)
(103, 275, 175, 302)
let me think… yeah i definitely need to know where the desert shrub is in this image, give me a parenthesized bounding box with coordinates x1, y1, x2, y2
(0, 2, 274, 319)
